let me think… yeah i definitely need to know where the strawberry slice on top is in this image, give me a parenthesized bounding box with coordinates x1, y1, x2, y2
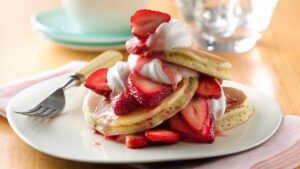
(127, 72, 173, 108)
(84, 68, 112, 98)
(130, 9, 171, 39)
(196, 76, 221, 99)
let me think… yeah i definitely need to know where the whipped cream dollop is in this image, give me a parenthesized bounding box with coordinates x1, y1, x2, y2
(207, 87, 226, 120)
(128, 54, 179, 84)
(128, 54, 198, 86)
(107, 62, 130, 97)
(107, 20, 194, 96)
(146, 20, 192, 51)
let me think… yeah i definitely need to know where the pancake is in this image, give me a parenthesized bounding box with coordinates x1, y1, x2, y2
(162, 47, 232, 80)
(215, 87, 254, 131)
(83, 77, 198, 135)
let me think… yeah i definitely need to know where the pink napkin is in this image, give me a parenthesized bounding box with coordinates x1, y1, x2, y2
(0, 61, 86, 117)
(0, 62, 299, 168)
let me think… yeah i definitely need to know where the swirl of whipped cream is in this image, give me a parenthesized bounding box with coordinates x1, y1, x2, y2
(146, 20, 192, 51)
(207, 86, 226, 120)
(128, 54, 198, 86)
(128, 54, 176, 84)
(107, 61, 130, 97)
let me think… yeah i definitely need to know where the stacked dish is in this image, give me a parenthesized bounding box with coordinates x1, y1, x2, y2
(32, 8, 132, 51)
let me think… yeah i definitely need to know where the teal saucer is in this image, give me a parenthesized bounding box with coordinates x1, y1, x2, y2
(32, 7, 132, 44)
(39, 32, 126, 51)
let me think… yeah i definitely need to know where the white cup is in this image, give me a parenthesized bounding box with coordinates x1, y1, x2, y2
(62, 0, 149, 34)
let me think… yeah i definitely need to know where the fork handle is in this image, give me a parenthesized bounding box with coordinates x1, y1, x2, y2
(61, 51, 123, 90)
(77, 50, 123, 79)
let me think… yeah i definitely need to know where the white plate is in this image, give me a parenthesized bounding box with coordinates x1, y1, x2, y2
(7, 75, 282, 163)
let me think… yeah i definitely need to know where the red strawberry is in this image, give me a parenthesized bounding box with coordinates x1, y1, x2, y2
(130, 9, 171, 39)
(127, 72, 173, 108)
(116, 135, 126, 143)
(92, 129, 103, 135)
(84, 68, 112, 98)
(112, 92, 140, 115)
(180, 97, 209, 130)
(196, 76, 221, 99)
(168, 114, 215, 143)
(168, 115, 194, 138)
(192, 115, 215, 143)
(126, 37, 148, 54)
(104, 135, 126, 143)
(126, 135, 149, 149)
(104, 135, 118, 141)
(145, 130, 179, 143)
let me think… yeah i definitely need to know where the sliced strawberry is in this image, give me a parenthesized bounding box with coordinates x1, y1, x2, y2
(127, 72, 173, 108)
(180, 97, 209, 130)
(196, 76, 221, 99)
(193, 114, 215, 143)
(92, 129, 103, 135)
(145, 130, 179, 143)
(112, 92, 140, 115)
(168, 114, 194, 137)
(168, 114, 215, 143)
(130, 9, 171, 39)
(104, 135, 126, 143)
(84, 68, 112, 98)
(126, 135, 149, 149)
(116, 135, 126, 143)
(126, 37, 148, 54)
(104, 135, 118, 141)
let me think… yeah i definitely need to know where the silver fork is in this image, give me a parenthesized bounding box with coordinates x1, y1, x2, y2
(14, 51, 123, 118)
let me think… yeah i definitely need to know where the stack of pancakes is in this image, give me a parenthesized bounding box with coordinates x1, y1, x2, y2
(83, 48, 253, 135)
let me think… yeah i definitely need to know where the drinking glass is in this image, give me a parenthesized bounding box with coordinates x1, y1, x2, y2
(176, 0, 278, 53)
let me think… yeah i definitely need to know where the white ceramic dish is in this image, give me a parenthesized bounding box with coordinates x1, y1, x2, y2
(7, 75, 282, 163)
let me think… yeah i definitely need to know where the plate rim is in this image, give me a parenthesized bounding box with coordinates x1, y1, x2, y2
(37, 33, 126, 52)
(6, 78, 283, 164)
(50, 40, 125, 52)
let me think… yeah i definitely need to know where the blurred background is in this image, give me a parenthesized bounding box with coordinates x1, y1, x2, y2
(0, 0, 299, 119)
